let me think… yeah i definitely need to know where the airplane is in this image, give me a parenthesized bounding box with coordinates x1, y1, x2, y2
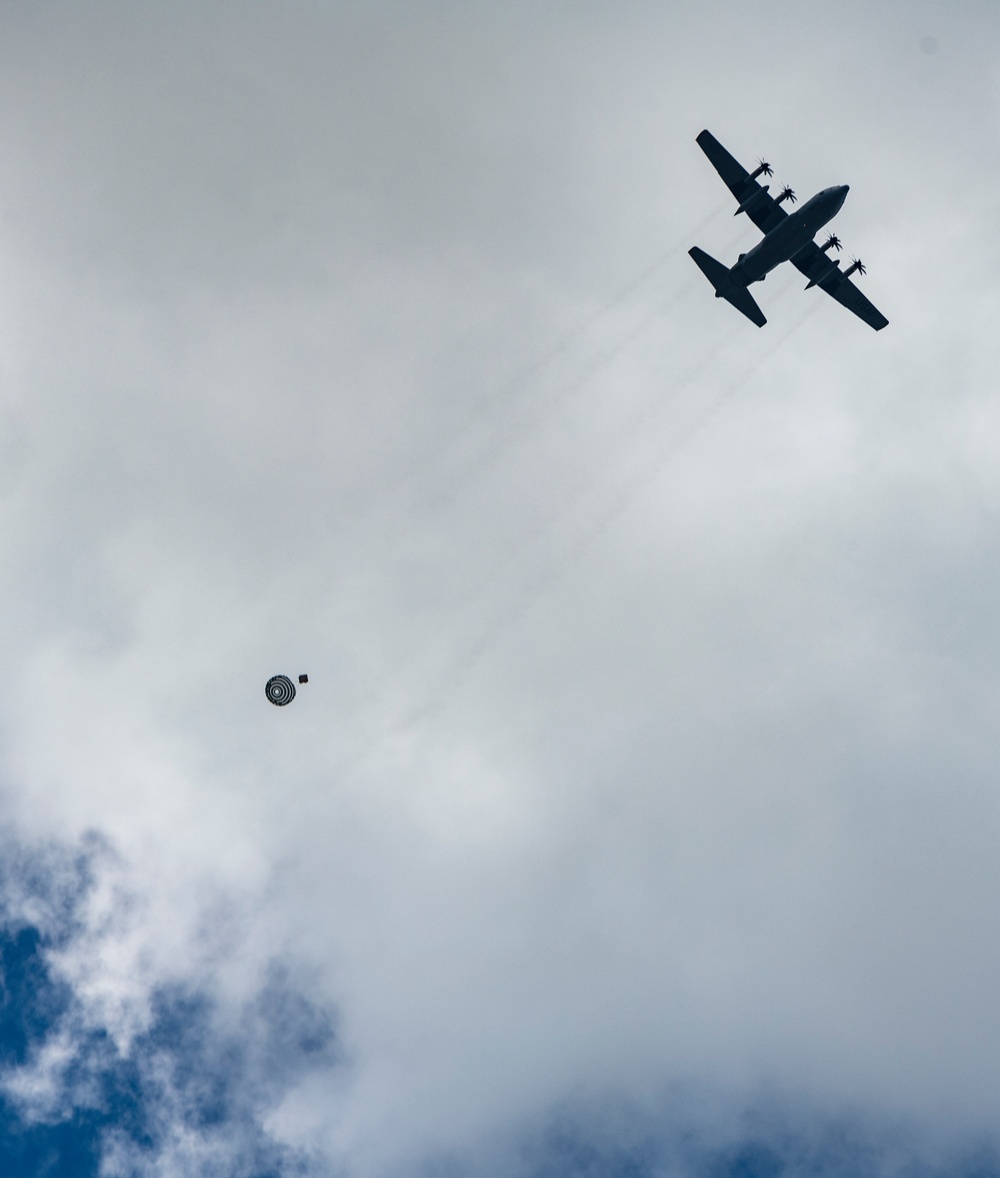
(689, 130, 888, 331)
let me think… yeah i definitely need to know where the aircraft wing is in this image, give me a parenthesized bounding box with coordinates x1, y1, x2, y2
(695, 129, 788, 235)
(792, 242, 889, 331)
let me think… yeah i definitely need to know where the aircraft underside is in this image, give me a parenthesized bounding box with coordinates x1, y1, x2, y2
(688, 130, 888, 330)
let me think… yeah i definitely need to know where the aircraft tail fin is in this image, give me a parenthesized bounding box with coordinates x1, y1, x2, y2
(688, 246, 766, 327)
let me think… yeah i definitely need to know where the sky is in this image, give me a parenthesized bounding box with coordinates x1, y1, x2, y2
(1, 2, 1000, 1175)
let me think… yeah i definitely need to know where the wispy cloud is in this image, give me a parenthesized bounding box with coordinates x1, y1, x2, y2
(1, 2, 1000, 1175)
(0, 832, 339, 1176)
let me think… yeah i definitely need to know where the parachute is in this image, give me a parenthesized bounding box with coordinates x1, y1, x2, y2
(265, 675, 297, 706)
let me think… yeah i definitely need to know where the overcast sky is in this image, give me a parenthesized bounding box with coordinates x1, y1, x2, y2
(1, 2, 1000, 1176)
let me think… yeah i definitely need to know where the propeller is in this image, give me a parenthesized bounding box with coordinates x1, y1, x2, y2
(843, 257, 866, 278)
(776, 185, 797, 205)
(749, 158, 773, 180)
(821, 233, 842, 253)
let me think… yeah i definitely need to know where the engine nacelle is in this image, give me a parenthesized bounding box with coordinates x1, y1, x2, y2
(734, 184, 769, 217)
(805, 259, 841, 290)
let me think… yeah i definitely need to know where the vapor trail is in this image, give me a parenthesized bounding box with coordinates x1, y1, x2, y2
(417, 221, 758, 516)
(393, 267, 799, 651)
(336, 306, 740, 727)
(456, 300, 823, 665)
(325, 205, 734, 556)
(411, 199, 732, 463)
(377, 296, 824, 743)
(335, 291, 819, 771)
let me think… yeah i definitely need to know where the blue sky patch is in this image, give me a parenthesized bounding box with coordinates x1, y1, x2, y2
(0, 831, 338, 1177)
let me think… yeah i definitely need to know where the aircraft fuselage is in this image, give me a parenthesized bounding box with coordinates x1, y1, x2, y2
(733, 185, 849, 285)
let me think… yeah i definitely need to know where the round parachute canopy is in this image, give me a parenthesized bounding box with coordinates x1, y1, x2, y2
(265, 674, 296, 706)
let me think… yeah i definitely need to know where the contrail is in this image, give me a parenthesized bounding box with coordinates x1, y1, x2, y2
(325, 205, 735, 553)
(446, 297, 825, 684)
(308, 212, 750, 710)
(327, 220, 758, 659)
(415, 198, 733, 456)
(417, 221, 759, 515)
(338, 305, 745, 725)
(340, 293, 822, 764)
(417, 276, 705, 513)
(389, 267, 798, 660)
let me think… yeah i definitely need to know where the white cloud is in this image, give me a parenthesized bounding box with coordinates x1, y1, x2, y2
(1, 2, 1000, 1174)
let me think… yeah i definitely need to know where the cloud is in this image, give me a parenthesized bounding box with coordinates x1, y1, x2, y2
(0, 830, 339, 1177)
(497, 1090, 1000, 1178)
(1, 1, 1000, 1175)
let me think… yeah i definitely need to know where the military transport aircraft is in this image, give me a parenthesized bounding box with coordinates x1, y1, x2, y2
(689, 130, 888, 331)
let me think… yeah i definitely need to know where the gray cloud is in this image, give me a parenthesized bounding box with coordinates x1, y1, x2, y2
(0, 830, 338, 1176)
(1, 1, 1000, 1173)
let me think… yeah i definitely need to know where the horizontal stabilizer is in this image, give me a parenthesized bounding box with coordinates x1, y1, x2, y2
(689, 247, 766, 327)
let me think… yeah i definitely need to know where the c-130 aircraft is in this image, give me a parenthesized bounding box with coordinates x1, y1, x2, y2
(689, 130, 888, 331)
